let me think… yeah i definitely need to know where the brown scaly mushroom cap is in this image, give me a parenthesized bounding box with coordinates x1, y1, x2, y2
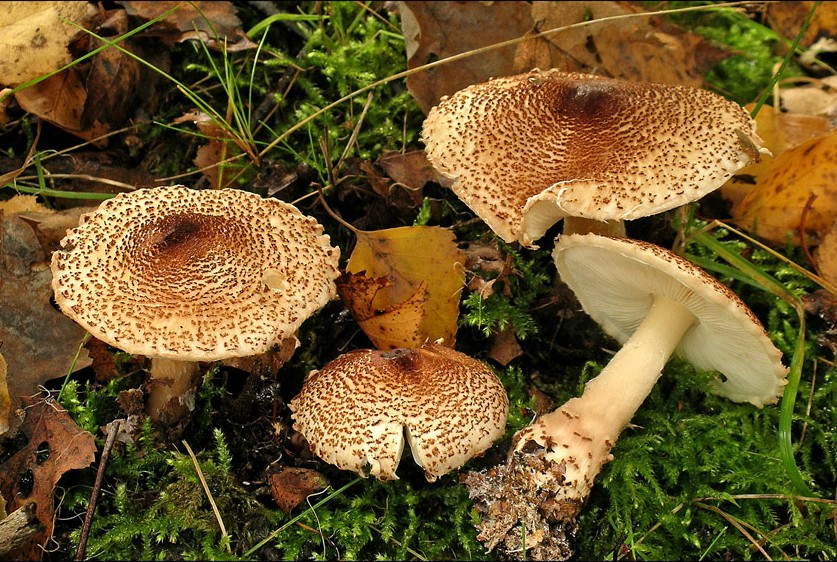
(422, 69, 767, 247)
(289, 341, 509, 482)
(51, 186, 340, 361)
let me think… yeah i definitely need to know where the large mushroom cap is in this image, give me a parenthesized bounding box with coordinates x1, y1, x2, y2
(422, 69, 767, 247)
(289, 342, 509, 482)
(51, 186, 340, 361)
(552, 233, 788, 407)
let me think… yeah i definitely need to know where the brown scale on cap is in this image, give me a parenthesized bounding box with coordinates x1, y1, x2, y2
(289, 341, 509, 482)
(422, 69, 767, 247)
(51, 186, 340, 362)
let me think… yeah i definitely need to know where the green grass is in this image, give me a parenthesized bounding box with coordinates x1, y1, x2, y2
(4, 1, 834, 560)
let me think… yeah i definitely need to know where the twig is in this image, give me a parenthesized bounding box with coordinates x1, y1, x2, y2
(182, 440, 230, 552)
(75, 419, 122, 561)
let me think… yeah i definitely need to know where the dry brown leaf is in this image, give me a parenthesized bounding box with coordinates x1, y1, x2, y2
(268, 467, 329, 515)
(816, 219, 837, 288)
(338, 226, 466, 349)
(400, 1, 728, 114)
(732, 131, 837, 245)
(400, 1, 533, 114)
(767, 1, 837, 50)
(487, 328, 523, 367)
(0, 2, 94, 87)
(780, 76, 837, 125)
(120, 1, 255, 50)
(0, 211, 92, 407)
(0, 352, 9, 436)
(514, 2, 726, 88)
(0, 396, 96, 560)
(14, 7, 169, 146)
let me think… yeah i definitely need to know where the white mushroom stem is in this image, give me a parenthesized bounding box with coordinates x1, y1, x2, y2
(462, 294, 698, 560)
(145, 358, 200, 423)
(514, 293, 697, 501)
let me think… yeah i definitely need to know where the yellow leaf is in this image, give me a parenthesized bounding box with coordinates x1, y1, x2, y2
(732, 131, 837, 245)
(339, 225, 466, 349)
(0, 352, 8, 436)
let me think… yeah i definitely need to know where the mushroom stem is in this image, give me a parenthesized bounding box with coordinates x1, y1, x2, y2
(462, 294, 697, 560)
(517, 294, 696, 490)
(561, 216, 626, 238)
(146, 358, 201, 424)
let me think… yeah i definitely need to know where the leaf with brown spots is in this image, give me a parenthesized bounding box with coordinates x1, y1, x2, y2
(0, 396, 96, 560)
(337, 226, 466, 350)
(732, 130, 837, 246)
(720, 103, 832, 209)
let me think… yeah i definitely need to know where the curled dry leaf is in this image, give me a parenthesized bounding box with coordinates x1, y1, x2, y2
(732, 131, 837, 246)
(337, 225, 466, 350)
(0, 397, 96, 560)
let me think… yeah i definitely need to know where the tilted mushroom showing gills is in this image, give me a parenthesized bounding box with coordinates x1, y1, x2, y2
(462, 234, 788, 561)
(422, 69, 767, 247)
(289, 342, 509, 482)
(51, 186, 340, 423)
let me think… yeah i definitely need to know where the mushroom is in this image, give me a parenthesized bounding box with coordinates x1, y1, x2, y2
(462, 233, 788, 560)
(289, 341, 509, 482)
(421, 69, 767, 247)
(51, 185, 340, 424)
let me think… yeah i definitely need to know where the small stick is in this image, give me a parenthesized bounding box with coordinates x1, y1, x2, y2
(182, 440, 230, 552)
(75, 419, 122, 561)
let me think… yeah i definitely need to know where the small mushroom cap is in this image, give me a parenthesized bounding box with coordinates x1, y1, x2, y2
(51, 186, 340, 361)
(552, 233, 788, 407)
(289, 342, 509, 482)
(422, 69, 767, 247)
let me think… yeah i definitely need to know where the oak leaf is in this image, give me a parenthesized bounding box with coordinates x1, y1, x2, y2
(0, 397, 96, 560)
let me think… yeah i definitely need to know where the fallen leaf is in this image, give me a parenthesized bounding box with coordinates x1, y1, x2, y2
(779, 76, 837, 125)
(514, 2, 726, 88)
(720, 103, 832, 209)
(268, 467, 329, 515)
(377, 149, 441, 195)
(767, 1, 837, 50)
(14, 7, 170, 146)
(338, 226, 466, 349)
(119, 1, 255, 51)
(816, 219, 837, 288)
(0, 211, 92, 406)
(399, 1, 533, 114)
(400, 1, 727, 114)
(487, 328, 523, 366)
(0, 2, 94, 87)
(0, 396, 96, 560)
(337, 272, 428, 349)
(0, 352, 9, 436)
(731, 131, 837, 245)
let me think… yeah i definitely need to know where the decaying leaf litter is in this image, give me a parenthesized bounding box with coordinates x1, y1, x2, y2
(0, 1, 836, 560)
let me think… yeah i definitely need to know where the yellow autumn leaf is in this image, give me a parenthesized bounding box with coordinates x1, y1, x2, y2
(720, 104, 831, 209)
(338, 225, 466, 350)
(732, 130, 837, 246)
